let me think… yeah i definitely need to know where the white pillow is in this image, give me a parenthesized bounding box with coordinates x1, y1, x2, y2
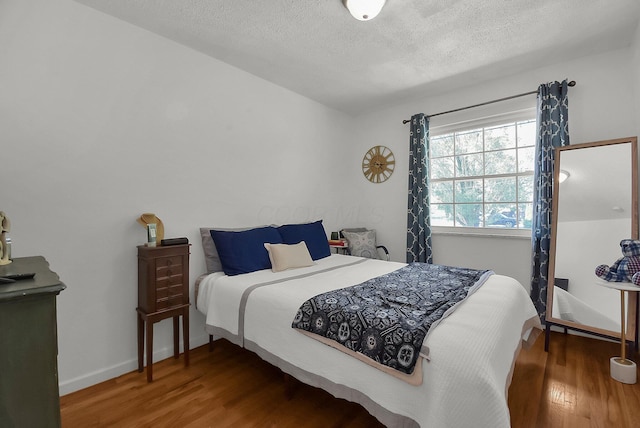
(264, 242, 314, 272)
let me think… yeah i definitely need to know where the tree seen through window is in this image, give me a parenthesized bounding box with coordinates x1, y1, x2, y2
(429, 120, 535, 229)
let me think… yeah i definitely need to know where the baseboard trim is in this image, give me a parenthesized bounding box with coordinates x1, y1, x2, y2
(58, 333, 209, 395)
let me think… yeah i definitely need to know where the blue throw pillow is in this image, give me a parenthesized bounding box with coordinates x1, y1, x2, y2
(210, 226, 283, 276)
(278, 220, 331, 261)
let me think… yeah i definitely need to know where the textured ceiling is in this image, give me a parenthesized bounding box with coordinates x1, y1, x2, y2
(74, 0, 640, 115)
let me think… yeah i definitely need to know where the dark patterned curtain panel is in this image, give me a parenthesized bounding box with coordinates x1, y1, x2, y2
(530, 80, 570, 320)
(407, 113, 433, 263)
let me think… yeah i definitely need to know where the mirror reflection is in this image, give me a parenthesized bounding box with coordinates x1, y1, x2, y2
(548, 138, 638, 340)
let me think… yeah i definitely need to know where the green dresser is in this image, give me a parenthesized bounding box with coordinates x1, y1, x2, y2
(0, 256, 66, 428)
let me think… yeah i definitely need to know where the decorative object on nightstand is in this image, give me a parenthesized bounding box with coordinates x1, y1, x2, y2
(0, 211, 12, 265)
(136, 213, 165, 244)
(161, 237, 189, 246)
(137, 243, 190, 382)
(362, 145, 395, 183)
(329, 237, 349, 254)
(0, 256, 65, 427)
(595, 280, 638, 384)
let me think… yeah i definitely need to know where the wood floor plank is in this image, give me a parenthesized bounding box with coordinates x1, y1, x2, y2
(61, 332, 640, 427)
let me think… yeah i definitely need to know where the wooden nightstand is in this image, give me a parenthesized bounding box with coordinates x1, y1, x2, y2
(137, 244, 190, 382)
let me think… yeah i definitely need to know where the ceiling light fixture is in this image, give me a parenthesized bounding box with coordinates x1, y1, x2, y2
(558, 170, 570, 183)
(342, 0, 387, 21)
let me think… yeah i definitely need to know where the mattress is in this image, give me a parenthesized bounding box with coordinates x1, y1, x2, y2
(196, 254, 541, 427)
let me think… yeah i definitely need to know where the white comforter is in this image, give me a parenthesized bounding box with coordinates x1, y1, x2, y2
(196, 254, 541, 428)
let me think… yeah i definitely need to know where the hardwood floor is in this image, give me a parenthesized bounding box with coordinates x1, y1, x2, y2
(509, 331, 640, 428)
(61, 332, 640, 427)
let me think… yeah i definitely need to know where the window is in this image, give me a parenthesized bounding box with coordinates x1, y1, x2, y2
(429, 118, 535, 230)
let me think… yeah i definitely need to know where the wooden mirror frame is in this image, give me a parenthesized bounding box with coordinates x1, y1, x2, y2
(546, 137, 639, 350)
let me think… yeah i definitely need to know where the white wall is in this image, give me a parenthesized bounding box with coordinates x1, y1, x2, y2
(0, 0, 355, 394)
(351, 47, 640, 289)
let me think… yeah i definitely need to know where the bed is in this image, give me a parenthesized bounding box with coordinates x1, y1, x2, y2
(196, 222, 541, 428)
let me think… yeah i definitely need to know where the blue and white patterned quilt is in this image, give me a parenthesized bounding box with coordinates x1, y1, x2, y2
(292, 263, 493, 374)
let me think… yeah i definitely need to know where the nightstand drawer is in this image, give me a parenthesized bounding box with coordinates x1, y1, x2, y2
(155, 256, 183, 278)
(156, 294, 184, 311)
(155, 272, 184, 288)
(138, 244, 190, 314)
(155, 282, 183, 297)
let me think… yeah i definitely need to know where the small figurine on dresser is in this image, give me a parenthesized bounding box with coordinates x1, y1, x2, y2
(0, 211, 11, 265)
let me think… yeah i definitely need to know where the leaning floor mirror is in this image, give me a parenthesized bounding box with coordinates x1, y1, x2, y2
(546, 137, 639, 349)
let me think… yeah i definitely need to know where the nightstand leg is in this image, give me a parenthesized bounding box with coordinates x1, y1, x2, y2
(173, 316, 179, 359)
(146, 319, 153, 382)
(137, 312, 144, 372)
(183, 308, 190, 367)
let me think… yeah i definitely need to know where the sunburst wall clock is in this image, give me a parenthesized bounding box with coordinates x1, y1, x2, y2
(362, 145, 395, 183)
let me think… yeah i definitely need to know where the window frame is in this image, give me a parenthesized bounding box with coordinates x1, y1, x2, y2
(428, 108, 536, 238)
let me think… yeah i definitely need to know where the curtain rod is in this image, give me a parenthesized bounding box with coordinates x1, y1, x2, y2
(401, 80, 576, 124)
